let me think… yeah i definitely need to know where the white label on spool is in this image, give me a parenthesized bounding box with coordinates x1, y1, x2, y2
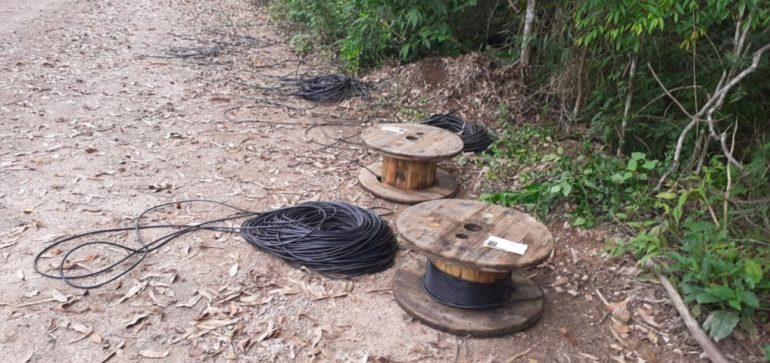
(483, 235, 528, 255)
(381, 125, 406, 134)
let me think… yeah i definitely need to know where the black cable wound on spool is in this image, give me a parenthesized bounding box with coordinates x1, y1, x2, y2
(419, 113, 493, 153)
(421, 261, 513, 310)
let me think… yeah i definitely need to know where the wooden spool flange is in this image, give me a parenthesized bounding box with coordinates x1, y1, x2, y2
(393, 199, 554, 337)
(359, 124, 463, 204)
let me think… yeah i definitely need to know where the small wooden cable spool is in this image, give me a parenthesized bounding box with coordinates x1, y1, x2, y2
(393, 199, 554, 337)
(359, 123, 463, 204)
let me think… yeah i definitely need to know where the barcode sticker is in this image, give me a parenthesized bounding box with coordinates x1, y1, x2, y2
(483, 235, 528, 255)
(381, 126, 407, 134)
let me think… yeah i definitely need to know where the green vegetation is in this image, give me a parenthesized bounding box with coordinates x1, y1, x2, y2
(270, 0, 478, 73)
(269, 0, 770, 353)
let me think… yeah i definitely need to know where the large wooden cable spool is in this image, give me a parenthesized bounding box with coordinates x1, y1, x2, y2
(393, 199, 555, 337)
(359, 124, 463, 204)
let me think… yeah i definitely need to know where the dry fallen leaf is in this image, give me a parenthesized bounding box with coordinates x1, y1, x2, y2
(175, 294, 201, 308)
(608, 299, 631, 323)
(505, 348, 532, 363)
(271, 287, 301, 296)
(195, 318, 239, 331)
(229, 262, 238, 277)
(69, 321, 91, 334)
(50, 289, 69, 303)
(256, 321, 276, 343)
(91, 333, 103, 344)
(116, 281, 148, 304)
(578, 352, 599, 361)
(635, 307, 662, 328)
(139, 350, 169, 359)
(122, 312, 150, 328)
(238, 337, 250, 352)
(550, 276, 569, 287)
(311, 327, 323, 348)
(611, 321, 631, 335)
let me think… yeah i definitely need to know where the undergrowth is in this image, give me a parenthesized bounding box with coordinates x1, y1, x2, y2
(269, 0, 477, 73)
(482, 125, 770, 344)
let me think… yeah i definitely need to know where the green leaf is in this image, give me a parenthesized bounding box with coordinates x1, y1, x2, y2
(627, 158, 638, 172)
(656, 192, 677, 199)
(703, 310, 739, 342)
(740, 291, 759, 308)
(631, 152, 646, 160)
(642, 160, 659, 170)
(573, 217, 587, 227)
(695, 291, 722, 304)
(706, 286, 735, 301)
(762, 344, 770, 361)
(744, 260, 763, 288)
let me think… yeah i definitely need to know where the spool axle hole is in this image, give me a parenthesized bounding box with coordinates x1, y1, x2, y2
(405, 135, 419, 141)
(464, 223, 482, 232)
(455, 233, 468, 239)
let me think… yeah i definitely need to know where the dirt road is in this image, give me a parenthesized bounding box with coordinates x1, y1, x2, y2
(0, 1, 755, 362)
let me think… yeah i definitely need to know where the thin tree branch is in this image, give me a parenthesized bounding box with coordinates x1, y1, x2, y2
(654, 41, 770, 189)
(654, 270, 729, 363)
(647, 64, 700, 120)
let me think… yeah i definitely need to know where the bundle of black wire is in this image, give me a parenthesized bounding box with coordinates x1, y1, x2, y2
(294, 74, 367, 102)
(33, 200, 396, 289)
(420, 113, 493, 153)
(421, 261, 513, 309)
(240, 201, 397, 276)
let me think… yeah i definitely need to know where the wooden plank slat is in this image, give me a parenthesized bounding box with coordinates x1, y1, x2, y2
(361, 123, 463, 161)
(396, 199, 554, 270)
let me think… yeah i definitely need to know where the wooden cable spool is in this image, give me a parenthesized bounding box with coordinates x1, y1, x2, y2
(393, 199, 554, 337)
(359, 123, 463, 204)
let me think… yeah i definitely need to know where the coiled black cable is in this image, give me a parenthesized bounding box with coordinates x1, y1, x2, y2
(294, 74, 367, 102)
(33, 200, 396, 289)
(420, 113, 493, 153)
(421, 261, 513, 310)
(240, 201, 397, 276)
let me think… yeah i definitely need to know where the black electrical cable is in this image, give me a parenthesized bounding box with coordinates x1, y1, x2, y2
(33, 200, 396, 289)
(33, 200, 257, 289)
(421, 260, 513, 310)
(294, 74, 367, 102)
(420, 113, 493, 153)
(240, 201, 397, 276)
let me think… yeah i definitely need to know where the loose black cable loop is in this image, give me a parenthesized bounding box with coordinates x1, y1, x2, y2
(421, 261, 513, 310)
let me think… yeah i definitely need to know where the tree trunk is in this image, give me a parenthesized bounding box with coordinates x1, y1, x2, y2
(520, 0, 536, 67)
(617, 54, 637, 156)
